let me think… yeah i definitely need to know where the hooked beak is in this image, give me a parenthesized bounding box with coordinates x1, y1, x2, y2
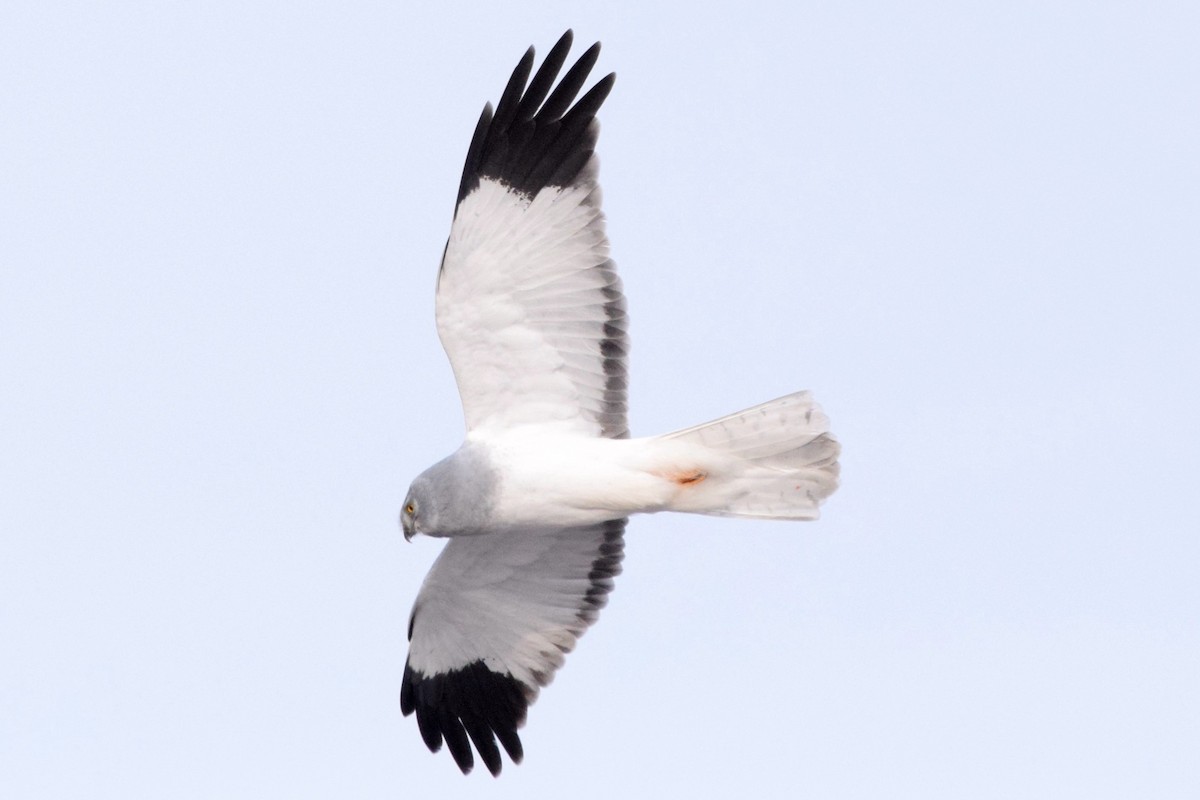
(401, 513, 415, 542)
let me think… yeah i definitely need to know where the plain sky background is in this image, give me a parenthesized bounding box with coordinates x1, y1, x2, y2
(2, 1, 1198, 797)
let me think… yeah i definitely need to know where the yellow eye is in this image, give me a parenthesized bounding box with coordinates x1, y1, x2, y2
(405, 503, 415, 515)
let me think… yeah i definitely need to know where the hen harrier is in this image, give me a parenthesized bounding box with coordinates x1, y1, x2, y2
(399, 30, 840, 775)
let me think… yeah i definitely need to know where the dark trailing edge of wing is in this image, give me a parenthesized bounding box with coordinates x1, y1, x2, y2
(580, 518, 625, 621)
(455, 29, 616, 207)
(598, 276, 630, 439)
(400, 519, 626, 776)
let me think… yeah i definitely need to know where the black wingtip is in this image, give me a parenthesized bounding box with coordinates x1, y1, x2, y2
(491, 47, 535, 134)
(538, 40, 601, 121)
(456, 103, 494, 210)
(454, 31, 614, 206)
(401, 660, 529, 777)
(517, 31, 575, 124)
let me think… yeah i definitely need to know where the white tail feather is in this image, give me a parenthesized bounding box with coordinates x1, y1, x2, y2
(659, 391, 840, 520)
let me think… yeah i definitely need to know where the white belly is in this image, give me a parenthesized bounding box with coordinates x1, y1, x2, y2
(470, 427, 708, 528)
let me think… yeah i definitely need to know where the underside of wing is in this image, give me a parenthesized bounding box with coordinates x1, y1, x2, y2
(400, 519, 626, 775)
(435, 30, 629, 438)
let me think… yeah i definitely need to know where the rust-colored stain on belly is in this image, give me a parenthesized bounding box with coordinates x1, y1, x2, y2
(675, 470, 707, 486)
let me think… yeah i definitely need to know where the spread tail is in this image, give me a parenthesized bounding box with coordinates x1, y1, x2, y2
(659, 391, 840, 520)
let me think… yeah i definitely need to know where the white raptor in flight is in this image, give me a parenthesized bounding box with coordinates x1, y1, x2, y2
(399, 30, 840, 775)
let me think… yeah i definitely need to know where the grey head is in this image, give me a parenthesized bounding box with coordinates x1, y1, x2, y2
(401, 443, 499, 541)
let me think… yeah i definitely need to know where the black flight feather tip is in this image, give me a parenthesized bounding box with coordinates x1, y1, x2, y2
(455, 29, 616, 207)
(401, 660, 530, 777)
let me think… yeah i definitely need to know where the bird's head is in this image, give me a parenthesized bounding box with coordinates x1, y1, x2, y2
(400, 487, 421, 541)
(400, 446, 499, 541)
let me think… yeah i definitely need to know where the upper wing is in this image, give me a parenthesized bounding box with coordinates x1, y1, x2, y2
(435, 30, 629, 438)
(400, 519, 625, 775)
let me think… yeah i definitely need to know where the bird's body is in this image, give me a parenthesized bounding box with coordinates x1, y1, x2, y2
(476, 429, 680, 528)
(412, 393, 839, 538)
(398, 31, 840, 776)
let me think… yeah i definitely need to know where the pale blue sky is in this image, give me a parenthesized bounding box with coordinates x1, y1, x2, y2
(2, 1, 1198, 797)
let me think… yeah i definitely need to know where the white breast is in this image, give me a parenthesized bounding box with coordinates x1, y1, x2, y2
(470, 427, 690, 528)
